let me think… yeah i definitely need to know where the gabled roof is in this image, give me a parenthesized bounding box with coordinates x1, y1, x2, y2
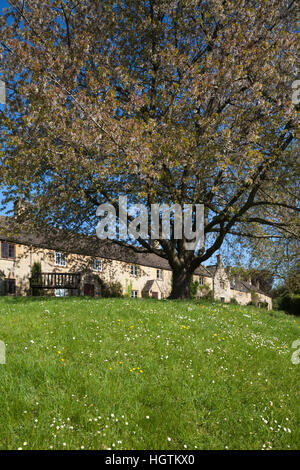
(142, 279, 163, 293)
(230, 278, 249, 293)
(194, 264, 213, 277)
(205, 265, 217, 276)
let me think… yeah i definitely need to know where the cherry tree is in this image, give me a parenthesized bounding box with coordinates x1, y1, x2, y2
(0, 0, 298, 298)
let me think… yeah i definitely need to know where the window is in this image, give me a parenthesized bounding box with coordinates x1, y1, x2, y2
(131, 265, 139, 277)
(220, 297, 225, 302)
(55, 288, 66, 297)
(131, 290, 138, 298)
(5, 279, 16, 294)
(157, 269, 163, 280)
(220, 281, 225, 289)
(1, 242, 16, 259)
(55, 252, 66, 267)
(93, 259, 102, 272)
(199, 277, 204, 286)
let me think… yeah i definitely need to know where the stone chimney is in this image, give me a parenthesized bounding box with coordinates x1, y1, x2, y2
(216, 254, 222, 267)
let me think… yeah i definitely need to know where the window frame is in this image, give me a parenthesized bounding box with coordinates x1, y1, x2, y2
(93, 258, 103, 272)
(131, 290, 138, 298)
(199, 277, 204, 286)
(1, 242, 16, 259)
(55, 252, 66, 267)
(156, 269, 163, 280)
(55, 288, 66, 297)
(131, 265, 139, 277)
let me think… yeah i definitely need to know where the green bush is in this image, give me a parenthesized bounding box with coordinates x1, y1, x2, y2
(277, 294, 300, 316)
(272, 297, 281, 310)
(190, 281, 212, 300)
(202, 289, 213, 300)
(31, 262, 42, 296)
(190, 280, 199, 299)
(99, 279, 123, 298)
(230, 298, 238, 304)
(126, 280, 133, 298)
(260, 301, 269, 309)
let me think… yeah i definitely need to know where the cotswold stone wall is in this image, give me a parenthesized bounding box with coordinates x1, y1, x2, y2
(0, 240, 272, 307)
(256, 292, 272, 310)
(230, 288, 251, 305)
(0, 242, 174, 298)
(213, 257, 231, 302)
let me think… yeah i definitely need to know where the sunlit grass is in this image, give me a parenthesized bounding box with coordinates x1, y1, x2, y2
(0, 296, 299, 450)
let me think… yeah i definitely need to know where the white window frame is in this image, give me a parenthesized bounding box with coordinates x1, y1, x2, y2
(199, 277, 204, 286)
(55, 288, 66, 297)
(131, 265, 139, 277)
(93, 258, 103, 272)
(131, 290, 138, 298)
(157, 269, 163, 280)
(55, 252, 66, 267)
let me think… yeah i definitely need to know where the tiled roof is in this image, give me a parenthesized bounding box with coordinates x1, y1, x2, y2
(142, 280, 163, 293)
(205, 265, 217, 276)
(230, 278, 266, 296)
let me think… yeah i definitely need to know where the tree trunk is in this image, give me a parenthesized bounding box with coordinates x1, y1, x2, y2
(169, 268, 193, 299)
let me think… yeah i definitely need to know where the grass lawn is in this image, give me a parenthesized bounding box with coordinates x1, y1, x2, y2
(0, 296, 299, 450)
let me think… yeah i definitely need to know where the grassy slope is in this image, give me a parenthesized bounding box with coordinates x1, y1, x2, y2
(0, 297, 299, 450)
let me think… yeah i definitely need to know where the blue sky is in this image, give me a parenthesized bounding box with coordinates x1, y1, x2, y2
(0, 0, 9, 10)
(0, 0, 10, 215)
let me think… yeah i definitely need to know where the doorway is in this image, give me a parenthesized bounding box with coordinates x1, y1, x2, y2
(84, 283, 95, 297)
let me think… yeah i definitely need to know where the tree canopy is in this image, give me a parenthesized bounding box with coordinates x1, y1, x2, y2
(0, 0, 299, 297)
